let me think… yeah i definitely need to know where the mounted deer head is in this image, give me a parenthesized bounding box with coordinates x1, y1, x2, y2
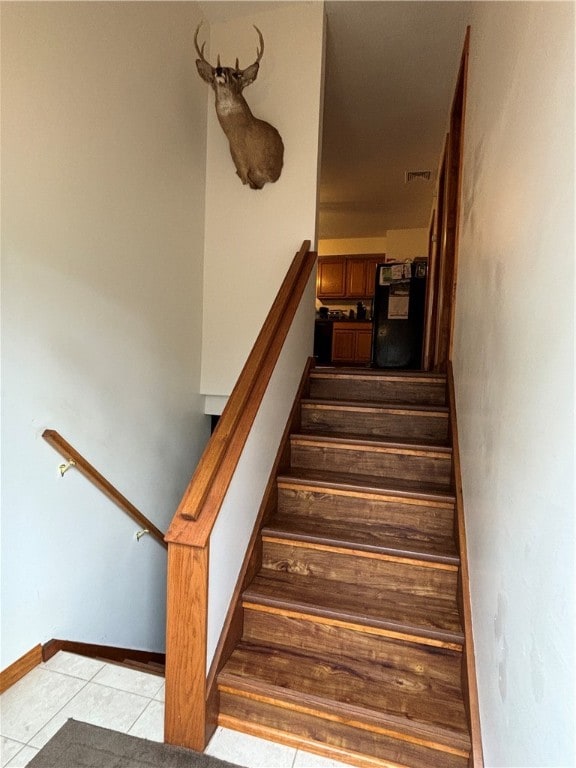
(194, 24, 284, 190)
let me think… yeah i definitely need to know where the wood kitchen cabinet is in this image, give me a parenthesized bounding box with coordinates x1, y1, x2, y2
(317, 255, 384, 300)
(364, 257, 381, 298)
(346, 257, 381, 297)
(345, 259, 368, 297)
(316, 257, 346, 298)
(355, 326, 374, 360)
(332, 322, 373, 364)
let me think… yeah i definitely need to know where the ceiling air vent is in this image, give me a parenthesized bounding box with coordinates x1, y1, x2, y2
(405, 170, 432, 183)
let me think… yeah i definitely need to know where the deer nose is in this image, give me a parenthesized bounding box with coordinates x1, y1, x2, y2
(216, 67, 223, 77)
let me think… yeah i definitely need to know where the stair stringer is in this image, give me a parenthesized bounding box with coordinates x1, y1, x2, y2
(447, 363, 484, 768)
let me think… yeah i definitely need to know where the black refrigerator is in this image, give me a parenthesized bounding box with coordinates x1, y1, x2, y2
(371, 260, 427, 369)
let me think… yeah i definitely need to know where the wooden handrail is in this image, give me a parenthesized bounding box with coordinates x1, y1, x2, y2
(42, 429, 167, 548)
(164, 240, 317, 751)
(165, 240, 316, 548)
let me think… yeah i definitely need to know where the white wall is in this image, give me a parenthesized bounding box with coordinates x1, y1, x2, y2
(318, 229, 427, 259)
(207, 270, 316, 668)
(385, 228, 428, 261)
(200, 2, 325, 399)
(318, 236, 387, 255)
(452, 4, 574, 766)
(1, 2, 210, 666)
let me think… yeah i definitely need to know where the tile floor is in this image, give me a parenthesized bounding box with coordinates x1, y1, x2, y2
(0, 651, 350, 768)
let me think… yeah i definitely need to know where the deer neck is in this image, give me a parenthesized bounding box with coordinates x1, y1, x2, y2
(214, 90, 253, 126)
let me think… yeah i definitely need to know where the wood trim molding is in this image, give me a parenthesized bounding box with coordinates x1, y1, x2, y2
(42, 430, 167, 548)
(447, 361, 484, 768)
(166, 241, 316, 548)
(431, 27, 470, 373)
(42, 639, 165, 673)
(447, 27, 470, 363)
(0, 644, 42, 693)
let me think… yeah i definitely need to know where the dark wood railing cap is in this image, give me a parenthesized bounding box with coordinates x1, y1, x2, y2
(166, 240, 316, 549)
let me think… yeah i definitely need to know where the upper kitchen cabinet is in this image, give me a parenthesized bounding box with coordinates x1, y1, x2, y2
(345, 258, 368, 296)
(364, 257, 382, 297)
(346, 256, 381, 298)
(316, 257, 346, 298)
(317, 255, 384, 300)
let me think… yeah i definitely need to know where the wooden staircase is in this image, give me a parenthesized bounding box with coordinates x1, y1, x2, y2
(215, 367, 472, 768)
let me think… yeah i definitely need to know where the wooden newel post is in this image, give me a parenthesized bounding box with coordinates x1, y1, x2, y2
(162, 243, 314, 752)
(164, 542, 209, 750)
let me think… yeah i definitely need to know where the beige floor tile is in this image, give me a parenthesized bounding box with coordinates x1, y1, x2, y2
(0, 668, 85, 743)
(28, 683, 150, 749)
(41, 651, 105, 681)
(206, 726, 296, 768)
(1, 737, 25, 768)
(294, 748, 353, 768)
(4, 745, 39, 768)
(91, 663, 165, 698)
(127, 699, 165, 743)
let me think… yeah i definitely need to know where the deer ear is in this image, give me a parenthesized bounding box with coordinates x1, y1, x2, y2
(240, 62, 259, 87)
(196, 59, 214, 84)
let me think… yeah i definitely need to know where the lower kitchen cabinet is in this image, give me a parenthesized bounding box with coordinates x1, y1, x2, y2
(332, 322, 373, 364)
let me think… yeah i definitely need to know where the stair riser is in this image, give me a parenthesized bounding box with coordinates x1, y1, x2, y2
(301, 405, 449, 442)
(242, 608, 463, 688)
(218, 694, 469, 768)
(261, 540, 458, 598)
(290, 442, 452, 487)
(309, 375, 447, 406)
(278, 485, 455, 539)
(223, 640, 466, 732)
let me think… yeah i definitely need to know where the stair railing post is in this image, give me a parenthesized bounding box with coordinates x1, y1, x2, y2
(163, 242, 315, 752)
(164, 542, 208, 750)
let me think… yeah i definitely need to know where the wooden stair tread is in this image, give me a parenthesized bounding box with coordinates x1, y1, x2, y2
(302, 398, 449, 415)
(292, 431, 452, 451)
(263, 514, 459, 565)
(278, 467, 455, 503)
(310, 368, 446, 382)
(218, 643, 470, 752)
(243, 571, 463, 645)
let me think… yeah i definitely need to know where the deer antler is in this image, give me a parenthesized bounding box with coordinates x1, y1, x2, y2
(195, 23, 264, 70)
(194, 24, 211, 65)
(253, 26, 264, 65)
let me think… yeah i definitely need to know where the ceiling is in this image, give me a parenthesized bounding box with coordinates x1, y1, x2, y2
(320, 1, 472, 239)
(199, 1, 473, 240)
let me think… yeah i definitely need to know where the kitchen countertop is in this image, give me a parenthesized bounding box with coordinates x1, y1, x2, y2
(316, 317, 373, 323)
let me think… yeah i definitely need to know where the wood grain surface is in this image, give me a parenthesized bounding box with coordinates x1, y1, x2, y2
(201, 363, 477, 765)
(301, 400, 449, 443)
(0, 645, 42, 693)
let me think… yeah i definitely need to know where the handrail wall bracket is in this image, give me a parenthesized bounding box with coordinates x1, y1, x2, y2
(58, 459, 76, 477)
(42, 430, 167, 549)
